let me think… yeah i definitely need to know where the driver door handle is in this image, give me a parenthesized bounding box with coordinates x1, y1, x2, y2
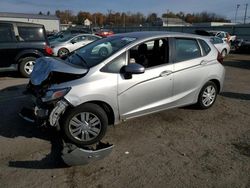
(200, 60, 208, 65)
(160, 70, 172, 77)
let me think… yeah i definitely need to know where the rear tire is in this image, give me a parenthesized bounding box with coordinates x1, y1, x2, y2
(197, 81, 218, 109)
(19, 57, 37, 77)
(58, 48, 69, 57)
(61, 103, 108, 147)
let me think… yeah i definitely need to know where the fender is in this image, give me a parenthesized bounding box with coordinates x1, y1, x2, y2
(15, 49, 44, 63)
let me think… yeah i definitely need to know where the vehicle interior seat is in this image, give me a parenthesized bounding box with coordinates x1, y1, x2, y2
(160, 40, 169, 64)
(136, 43, 148, 68)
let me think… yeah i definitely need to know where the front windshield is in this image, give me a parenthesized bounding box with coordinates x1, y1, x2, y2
(56, 34, 73, 42)
(66, 36, 137, 68)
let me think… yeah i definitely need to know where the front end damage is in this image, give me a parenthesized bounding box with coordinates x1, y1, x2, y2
(19, 57, 114, 166)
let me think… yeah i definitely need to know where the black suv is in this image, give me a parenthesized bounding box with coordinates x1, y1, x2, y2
(0, 21, 52, 77)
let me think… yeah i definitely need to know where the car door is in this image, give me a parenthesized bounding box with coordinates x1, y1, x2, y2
(118, 38, 174, 120)
(0, 23, 18, 68)
(171, 37, 209, 106)
(71, 36, 87, 51)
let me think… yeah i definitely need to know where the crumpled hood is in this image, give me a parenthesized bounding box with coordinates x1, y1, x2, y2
(30, 57, 88, 86)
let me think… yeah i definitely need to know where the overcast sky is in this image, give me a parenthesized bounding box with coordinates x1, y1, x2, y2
(0, 0, 249, 21)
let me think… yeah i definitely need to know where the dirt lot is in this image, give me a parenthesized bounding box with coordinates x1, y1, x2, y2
(0, 54, 250, 188)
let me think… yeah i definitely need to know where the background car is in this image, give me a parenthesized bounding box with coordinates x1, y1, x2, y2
(235, 39, 250, 53)
(95, 29, 114, 37)
(207, 30, 236, 44)
(209, 36, 230, 57)
(0, 21, 52, 77)
(50, 34, 101, 57)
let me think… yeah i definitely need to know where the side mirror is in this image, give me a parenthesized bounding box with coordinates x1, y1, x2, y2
(71, 40, 76, 44)
(123, 63, 145, 75)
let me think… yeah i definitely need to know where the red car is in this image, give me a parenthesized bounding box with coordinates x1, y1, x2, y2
(95, 29, 114, 37)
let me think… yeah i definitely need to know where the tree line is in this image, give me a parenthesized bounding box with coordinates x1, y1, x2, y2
(48, 10, 230, 27)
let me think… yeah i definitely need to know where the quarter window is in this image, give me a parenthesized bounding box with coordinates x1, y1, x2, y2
(17, 26, 45, 41)
(0, 24, 15, 42)
(199, 39, 211, 56)
(101, 52, 126, 73)
(175, 38, 201, 62)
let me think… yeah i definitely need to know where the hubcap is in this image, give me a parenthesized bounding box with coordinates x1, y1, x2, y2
(69, 112, 101, 142)
(59, 49, 68, 57)
(202, 85, 216, 107)
(24, 61, 35, 74)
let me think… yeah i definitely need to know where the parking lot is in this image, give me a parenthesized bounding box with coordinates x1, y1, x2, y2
(0, 53, 249, 188)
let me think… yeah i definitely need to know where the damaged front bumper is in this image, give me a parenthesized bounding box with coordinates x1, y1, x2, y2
(19, 99, 68, 127)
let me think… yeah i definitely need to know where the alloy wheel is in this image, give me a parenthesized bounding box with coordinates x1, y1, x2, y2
(24, 60, 35, 75)
(202, 85, 216, 107)
(69, 112, 102, 142)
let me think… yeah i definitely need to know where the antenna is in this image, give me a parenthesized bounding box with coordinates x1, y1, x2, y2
(244, 3, 248, 24)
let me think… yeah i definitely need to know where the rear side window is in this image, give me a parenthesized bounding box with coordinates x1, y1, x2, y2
(17, 26, 45, 41)
(0, 24, 15, 42)
(199, 39, 211, 56)
(175, 38, 201, 62)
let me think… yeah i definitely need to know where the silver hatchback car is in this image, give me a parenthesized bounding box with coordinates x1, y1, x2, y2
(51, 34, 101, 57)
(21, 31, 225, 147)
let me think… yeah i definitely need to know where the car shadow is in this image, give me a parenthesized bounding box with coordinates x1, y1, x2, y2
(0, 84, 68, 169)
(0, 71, 21, 78)
(223, 59, 250, 70)
(220, 92, 250, 101)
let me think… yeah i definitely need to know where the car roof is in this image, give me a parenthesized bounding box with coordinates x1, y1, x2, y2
(0, 20, 44, 27)
(207, 30, 226, 33)
(112, 31, 203, 41)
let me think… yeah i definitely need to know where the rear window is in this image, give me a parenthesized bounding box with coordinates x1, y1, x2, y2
(199, 39, 211, 55)
(17, 26, 45, 42)
(0, 24, 15, 42)
(175, 38, 201, 62)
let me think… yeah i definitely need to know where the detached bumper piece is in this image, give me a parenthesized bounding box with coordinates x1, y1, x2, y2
(62, 142, 114, 166)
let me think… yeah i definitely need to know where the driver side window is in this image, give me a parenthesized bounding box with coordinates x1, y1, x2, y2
(128, 38, 169, 69)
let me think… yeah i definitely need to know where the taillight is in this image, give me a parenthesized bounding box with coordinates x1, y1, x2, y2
(217, 51, 223, 63)
(45, 45, 53, 55)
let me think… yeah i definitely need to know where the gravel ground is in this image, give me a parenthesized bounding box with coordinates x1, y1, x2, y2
(0, 54, 250, 188)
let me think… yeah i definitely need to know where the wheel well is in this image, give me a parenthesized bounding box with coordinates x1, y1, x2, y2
(17, 54, 40, 64)
(84, 101, 115, 125)
(210, 79, 221, 92)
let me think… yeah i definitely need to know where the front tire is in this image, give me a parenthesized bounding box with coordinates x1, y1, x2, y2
(197, 81, 218, 109)
(19, 57, 36, 77)
(61, 103, 108, 147)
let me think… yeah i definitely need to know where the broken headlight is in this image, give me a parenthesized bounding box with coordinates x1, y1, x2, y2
(42, 88, 71, 102)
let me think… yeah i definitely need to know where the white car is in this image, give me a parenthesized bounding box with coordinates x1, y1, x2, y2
(51, 34, 101, 57)
(207, 31, 236, 44)
(209, 36, 230, 57)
